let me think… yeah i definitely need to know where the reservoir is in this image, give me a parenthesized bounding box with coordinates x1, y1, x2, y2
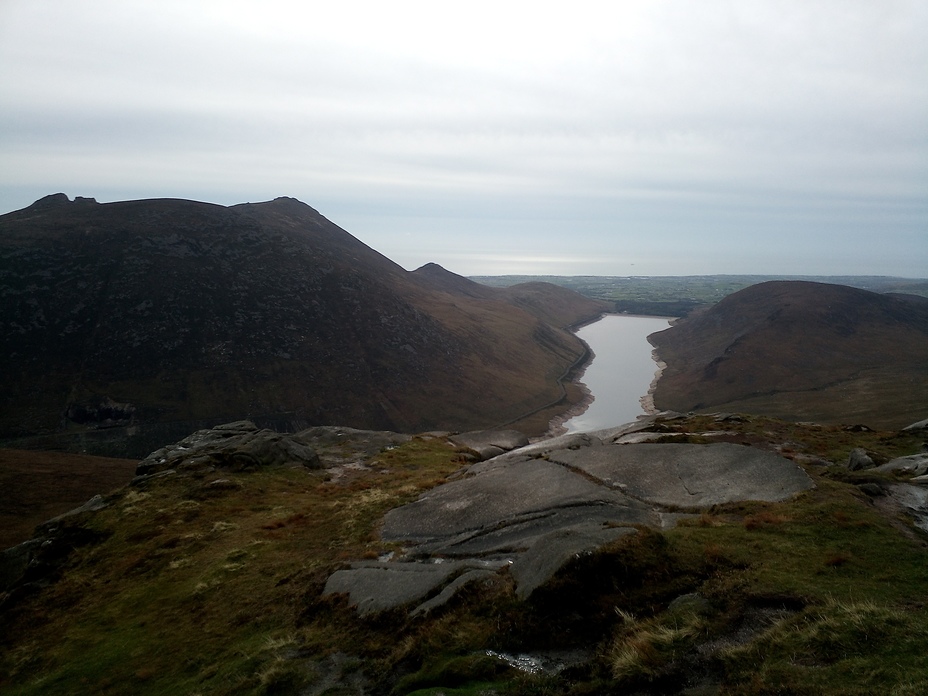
(561, 314, 672, 433)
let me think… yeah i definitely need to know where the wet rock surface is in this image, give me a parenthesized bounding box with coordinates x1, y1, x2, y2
(324, 421, 816, 615)
(881, 483, 928, 534)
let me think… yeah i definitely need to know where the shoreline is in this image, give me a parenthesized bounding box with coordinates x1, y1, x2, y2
(538, 343, 596, 440)
(540, 382, 594, 440)
(640, 347, 667, 415)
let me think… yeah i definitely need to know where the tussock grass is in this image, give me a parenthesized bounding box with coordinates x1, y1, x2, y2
(609, 615, 704, 680)
(721, 599, 928, 694)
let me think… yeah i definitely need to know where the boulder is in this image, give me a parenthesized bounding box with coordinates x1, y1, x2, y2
(903, 418, 928, 432)
(0, 539, 42, 593)
(36, 494, 108, 533)
(884, 483, 928, 533)
(1, 516, 109, 598)
(668, 592, 711, 616)
(857, 482, 886, 497)
(876, 453, 928, 477)
(449, 429, 530, 460)
(847, 447, 875, 471)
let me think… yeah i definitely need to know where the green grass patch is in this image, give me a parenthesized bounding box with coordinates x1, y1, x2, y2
(722, 599, 928, 695)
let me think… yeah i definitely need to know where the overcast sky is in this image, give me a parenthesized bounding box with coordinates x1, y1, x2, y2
(1, 1, 925, 276)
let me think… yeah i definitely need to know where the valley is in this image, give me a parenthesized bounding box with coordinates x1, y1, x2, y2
(1, 194, 927, 695)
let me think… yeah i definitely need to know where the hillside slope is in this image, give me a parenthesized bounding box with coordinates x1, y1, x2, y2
(2, 414, 927, 694)
(649, 280, 928, 428)
(0, 195, 604, 455)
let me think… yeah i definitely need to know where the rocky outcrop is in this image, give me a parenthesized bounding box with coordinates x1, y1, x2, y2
(134, 421, 321, 479)
(847, 447, 876, 471)
(903, 417, 928, 432)
(0, 496, 110, 598)
(448, 429, 530, 459)
(876, 453, 928, 477)
(324, 421, 815, 615)
(1, 422, 414, 602)
(880, 483, 928, 534)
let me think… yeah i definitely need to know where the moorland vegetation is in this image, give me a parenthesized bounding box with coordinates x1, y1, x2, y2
(2, 414, 927, 694)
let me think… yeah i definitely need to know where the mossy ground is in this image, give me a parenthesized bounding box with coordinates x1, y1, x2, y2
(1, 417, 927, 695)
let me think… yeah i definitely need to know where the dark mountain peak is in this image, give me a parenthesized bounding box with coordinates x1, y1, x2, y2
(699, 279, 928, 336)
(500, 281, 610, 329)
(414, 261, 445, 274)
(0, 194, 604, 455)
(244, 195, 321, 216)
(412, 262, 497, 299)
(20, 193, 98, 212)
(718, 279, 879, 305)
(29, 192, 71, 208)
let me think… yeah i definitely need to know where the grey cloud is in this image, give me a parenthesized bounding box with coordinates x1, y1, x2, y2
(0, 0, 925, 276)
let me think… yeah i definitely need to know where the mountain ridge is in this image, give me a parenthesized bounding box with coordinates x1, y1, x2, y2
(0, 194, 607, 456)
(648, 280, 928, 428)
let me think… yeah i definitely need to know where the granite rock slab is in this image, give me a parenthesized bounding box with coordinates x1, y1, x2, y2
(547, 442, 814, 508)
(325, 436, 815, 616)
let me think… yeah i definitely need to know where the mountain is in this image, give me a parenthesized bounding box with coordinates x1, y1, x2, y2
(648, 280, 928, 428)
(0, 194, 606, 456)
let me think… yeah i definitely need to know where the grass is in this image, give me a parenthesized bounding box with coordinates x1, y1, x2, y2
(0, 449, 137, 548)
(722, 599, 928, 695)
(2, 416, 927, 694)
(0, 436, 473, 695)
(609, 610, 705, 681)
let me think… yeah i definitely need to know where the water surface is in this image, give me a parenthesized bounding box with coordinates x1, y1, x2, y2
(562, 314, 671, 433)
